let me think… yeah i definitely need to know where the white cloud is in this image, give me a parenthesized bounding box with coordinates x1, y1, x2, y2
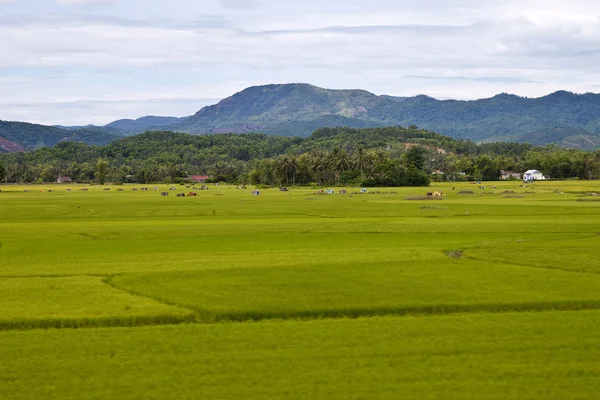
(220, 0, 262, 10)
(54, 0, 116, 5)
(1, 0, 600, 124)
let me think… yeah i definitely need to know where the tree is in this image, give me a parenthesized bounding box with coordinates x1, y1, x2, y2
(96, 159, 108, 184)
(40, 164, 57, 183)
(404, 146, 428, 171)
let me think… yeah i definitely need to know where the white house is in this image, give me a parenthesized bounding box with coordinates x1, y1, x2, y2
(523, 170, 545, 182)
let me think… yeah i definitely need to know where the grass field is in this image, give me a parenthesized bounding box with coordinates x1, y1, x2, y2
(1, 180, 600, 399)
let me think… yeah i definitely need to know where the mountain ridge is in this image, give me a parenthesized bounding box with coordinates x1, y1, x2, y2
(3, 83, 600, 151)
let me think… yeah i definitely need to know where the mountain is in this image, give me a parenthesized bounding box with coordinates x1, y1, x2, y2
(105, 116, 187, 134)
(162, 84, 600, 147)
(60, 116, 187, 136)
(167, 84, 389, 136)
(5, 84, 600, 152)
(0, 120, 120, 151)
(516, 126, 600, 150)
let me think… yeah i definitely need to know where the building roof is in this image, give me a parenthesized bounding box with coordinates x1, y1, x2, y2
(190, 175, 209, 180)
(524, 170, 541, 174)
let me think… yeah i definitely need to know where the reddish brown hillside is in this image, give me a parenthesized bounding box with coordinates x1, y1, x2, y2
(0, 136, 26, 152)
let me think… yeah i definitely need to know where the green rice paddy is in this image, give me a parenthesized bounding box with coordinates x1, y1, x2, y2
(1, 181, 600, 399)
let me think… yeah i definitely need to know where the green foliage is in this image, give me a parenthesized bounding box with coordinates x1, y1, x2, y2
(4, 126, 600, 185)
(0, 120, 119, 150)
(96, 159, 108, 184)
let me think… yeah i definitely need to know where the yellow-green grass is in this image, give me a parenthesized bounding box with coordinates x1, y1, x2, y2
(0, 276, 193, 330)
(2, 311, 600, 400)
(467, 235, 600, 274)
(2, 181, 600, 398)
(110, 258, 600, 322)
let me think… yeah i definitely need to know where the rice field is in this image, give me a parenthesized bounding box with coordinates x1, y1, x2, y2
(1, 180, 600, 399)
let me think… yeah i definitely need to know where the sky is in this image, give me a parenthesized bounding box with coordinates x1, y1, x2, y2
(1, 0, 600, 125)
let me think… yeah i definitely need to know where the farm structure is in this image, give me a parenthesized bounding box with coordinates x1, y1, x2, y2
(57, 176, 72, 184)
(189, 175, 210, 184)
(524, 170, 545, 182)
(500, 171, 522, 180)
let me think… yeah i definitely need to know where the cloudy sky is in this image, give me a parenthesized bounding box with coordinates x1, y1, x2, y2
(1, 0, 600, 125)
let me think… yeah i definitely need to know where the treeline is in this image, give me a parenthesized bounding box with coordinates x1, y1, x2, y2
(1, 126, 600, 186)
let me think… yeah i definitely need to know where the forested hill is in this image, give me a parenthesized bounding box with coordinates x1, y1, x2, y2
(168, 84, 600, 147)
(4, 127, 599, 185)
(4, 84, 600, 151)
(0, 120, 120, 152)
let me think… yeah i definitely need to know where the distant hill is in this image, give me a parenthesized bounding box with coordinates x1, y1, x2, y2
(516, 127, 600, 150)
(105, 116, 187, 134)
(167, 84, 387, 136)
(4, 83, 600, 151)
(162, 85, 600, 147)
(0, 120, 120, 151)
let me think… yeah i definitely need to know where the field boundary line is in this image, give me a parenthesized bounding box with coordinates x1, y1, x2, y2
(0, 314, 197, 332)
(0, 273, 119, 279)
(465, 255, 600, 276)
(102, 276, 201, 316)
(188, 300, 600, 324)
